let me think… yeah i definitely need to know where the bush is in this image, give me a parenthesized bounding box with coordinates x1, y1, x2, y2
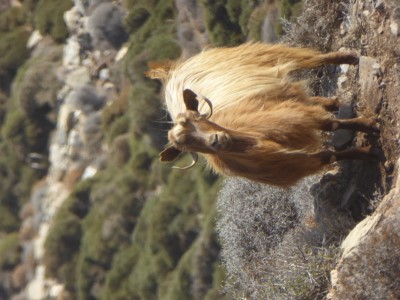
(16, 61, 61, 118)
(34, 0, 72, 43)
(98, 166, 223, 300)
(106, 114, 129, 144)
(200, 0, 250, 46)
(109, 133, 131, 166)
(0, 91, 7, 126)
(0, 6, 27, 32)
(216, 174, 359, 299)
(276, 0, 303, 36)
(0, 204, 19, 233)
(0, 233, 20, 270)
(216, 177, 317, 298)
(125, 6, 150, 34)
(0, 27, 30, 87)
(128, 82, 160, 134)
(101, 82, 130, 131)
(44, 213, 82, 282)
(2, 110, 26, 144)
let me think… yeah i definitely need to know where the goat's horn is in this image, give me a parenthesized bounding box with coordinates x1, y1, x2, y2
(172, 152, 198, 170)
(200, 97, 213, 119)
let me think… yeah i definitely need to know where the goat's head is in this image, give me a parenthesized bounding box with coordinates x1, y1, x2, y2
(160, 89, 233, 169)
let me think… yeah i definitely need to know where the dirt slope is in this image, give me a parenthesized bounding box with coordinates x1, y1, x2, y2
(323, 0, 400, 298)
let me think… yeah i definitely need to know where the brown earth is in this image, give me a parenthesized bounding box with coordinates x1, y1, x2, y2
(308, 0, 400, 297)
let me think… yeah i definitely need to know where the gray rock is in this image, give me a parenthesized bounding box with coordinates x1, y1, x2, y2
(358, 56, 382, 111)
(175, 0, 209, 57)
(63, 37, 81, 69)
(77, 32, 92, 52)
(65, 66, 90, 89)
(390, 20, 399, 36)
(74, 0, 89, 15)
(332, 105, 354, 150)
(64, 7, 82, 33)
(98, 68, 110, 81)
(65, 85, 105, 113)
(328, 158, 400, 299)
(375, 0, 384, 10)
(27, 30, 43, 49)
(87, 3, 128, 50)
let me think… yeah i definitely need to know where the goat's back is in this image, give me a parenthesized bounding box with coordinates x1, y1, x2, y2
(164, 43, 322, 120)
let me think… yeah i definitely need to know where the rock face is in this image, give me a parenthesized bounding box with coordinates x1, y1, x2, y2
(86, 2, 128, 50)
(19, 2, 127, 299)
(326, 0, 400, 298)
(175, 0, 209, 57)
(328, 159, 400, 299)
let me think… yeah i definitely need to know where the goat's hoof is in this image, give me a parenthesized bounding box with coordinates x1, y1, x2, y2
(345, 53, 359, 65)
(361, 145, 383, 161)
(326, 97, 340, 112)
(369, 120, 380, 135)
(361, 118, 380, 134)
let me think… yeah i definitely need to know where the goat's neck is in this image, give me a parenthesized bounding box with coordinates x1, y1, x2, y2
(225, 129, 260, 153)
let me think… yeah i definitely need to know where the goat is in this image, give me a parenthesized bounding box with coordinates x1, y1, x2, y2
(149, 43, 378, 187)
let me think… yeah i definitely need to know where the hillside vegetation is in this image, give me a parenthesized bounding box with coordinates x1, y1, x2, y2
(6, 0, 399, 299)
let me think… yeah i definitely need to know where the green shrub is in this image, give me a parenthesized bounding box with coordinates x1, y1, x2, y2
(128, 82, 160, 134)
(0, 91, 7, 126)
(110, 134, 131, 167)
(0, 27, 30, 81)
(101, 83, 130, 131)
(34, 0, 72, 43)
(106, 114, 130, 144)
(51, 169, 144, 298)
(276, 0, 303, 36)
(16, 61, 61, 117)
(125, 6, 151, 34)
(101, 245, 139, 300)
(145, 34, 181, 62)
(201, 0, 250, 46)
(2, 110, 26, 144)
(0, 233, 20, 270)
(0, 204, 19, 233)
(0, 6, 27, 32)
(44, 213, 82, 280)
(64, 179, 95, 219)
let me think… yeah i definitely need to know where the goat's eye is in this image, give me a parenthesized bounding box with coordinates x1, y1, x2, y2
(210, 134, 219, 148)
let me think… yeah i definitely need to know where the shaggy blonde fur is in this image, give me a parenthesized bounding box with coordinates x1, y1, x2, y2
(151, 43, 336, 120)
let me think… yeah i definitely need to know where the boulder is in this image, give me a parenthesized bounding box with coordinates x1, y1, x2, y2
(63, 38, 81, 69)
(328, 159, 400, 299)
(65, 66, 91, 89)
(87, 3, 128, 50)
(64, 7, 82, 33)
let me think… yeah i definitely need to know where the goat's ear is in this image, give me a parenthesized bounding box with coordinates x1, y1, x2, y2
(183, 89, 199, 112)
(159, 146, 182, 162)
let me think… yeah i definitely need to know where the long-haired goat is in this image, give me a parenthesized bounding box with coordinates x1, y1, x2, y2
(149, 43, 378, 187)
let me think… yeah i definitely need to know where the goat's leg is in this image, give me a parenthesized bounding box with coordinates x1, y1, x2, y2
(317, 146, 378, 164)
(264, 146, 377, 187)
(321, 117, 379, 133)
(260, 46, 358, 69)
(318, 52, 359, 65)
(309, 96, 340, 112)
